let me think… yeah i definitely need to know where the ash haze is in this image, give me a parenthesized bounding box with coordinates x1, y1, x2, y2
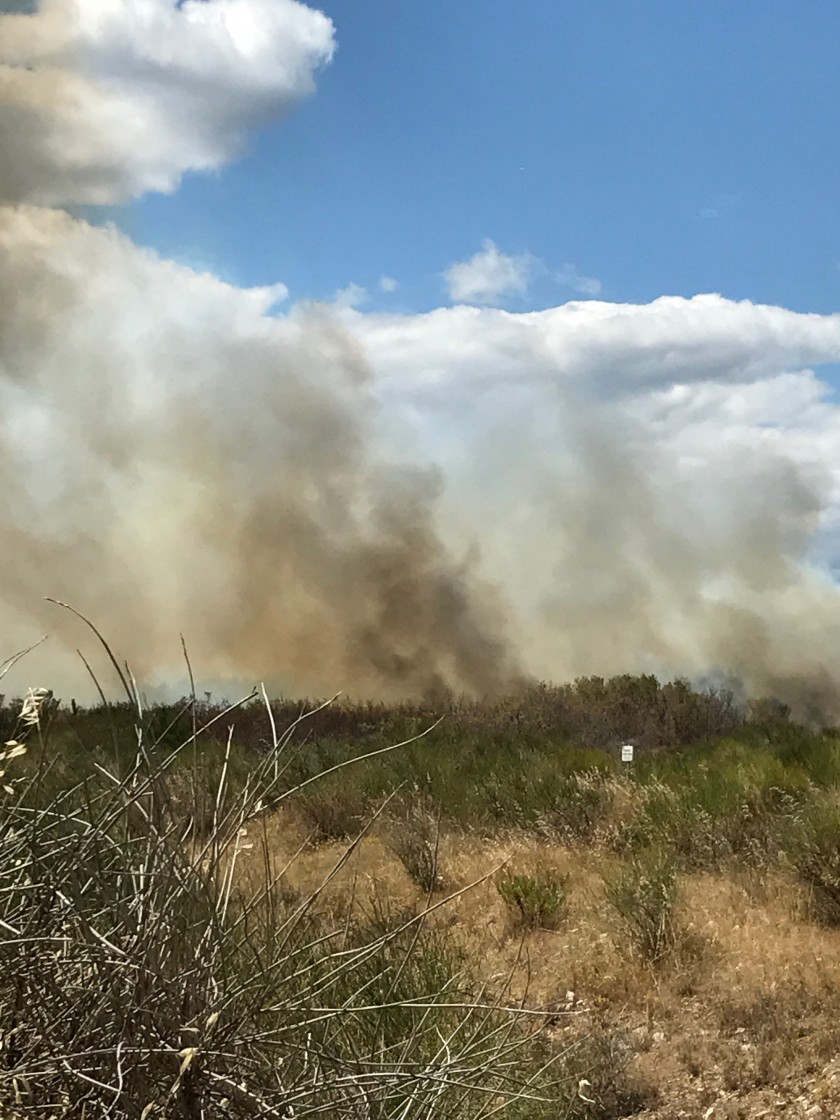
(2, 1, 840, 720)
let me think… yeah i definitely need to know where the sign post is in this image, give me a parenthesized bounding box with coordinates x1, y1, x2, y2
(620, 744, 634, 764)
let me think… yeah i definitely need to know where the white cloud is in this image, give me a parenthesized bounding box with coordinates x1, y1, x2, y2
(443, 239, 534, 305)
(556, 263, 601, 296)
(334, 282, 369, 309)
(0, 0, 335, 204)
(245, 281, 289, 311)
(355, 293, 840, 397)
(379, 275, 399, 293)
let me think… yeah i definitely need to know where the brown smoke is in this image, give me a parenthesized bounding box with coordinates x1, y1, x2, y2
(425, 375, 840, 724)
(0, 205, 522, 700)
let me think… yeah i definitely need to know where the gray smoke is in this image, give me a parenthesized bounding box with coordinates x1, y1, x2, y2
(0, 205, 522, 699)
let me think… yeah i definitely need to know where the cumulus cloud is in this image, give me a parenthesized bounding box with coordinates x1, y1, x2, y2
(443, 239, 534, 305)
(0, 0, 335, 204)
(379, 275, 399, 293)
(354, 294, 840, 398)
(556, 262, 601, 296)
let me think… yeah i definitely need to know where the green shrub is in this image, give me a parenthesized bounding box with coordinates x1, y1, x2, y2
(537, 771, 611, 842)
(613, 745, 809, 871)
(603, 849, 679, 963)
(294, 782, 370, 843)
(497, 869, 569, 931)
(776, 732, 840, 788)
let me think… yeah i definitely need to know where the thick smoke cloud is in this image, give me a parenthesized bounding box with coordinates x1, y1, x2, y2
(0, 0, 335, 203)
(0, 206, 521, 699)
(2, 1, 840, 719)
(353, 302, 840, 720)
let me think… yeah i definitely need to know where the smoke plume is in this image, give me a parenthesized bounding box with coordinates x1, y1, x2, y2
(2, 1, 840, 719)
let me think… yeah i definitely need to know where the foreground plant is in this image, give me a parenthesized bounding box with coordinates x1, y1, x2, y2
(0, 625, 568, 1119)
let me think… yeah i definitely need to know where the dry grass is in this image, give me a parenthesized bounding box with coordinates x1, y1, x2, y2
(242, 820, 840, 1118)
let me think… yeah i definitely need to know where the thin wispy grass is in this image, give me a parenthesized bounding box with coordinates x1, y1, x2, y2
(0, 622, 565, 1119)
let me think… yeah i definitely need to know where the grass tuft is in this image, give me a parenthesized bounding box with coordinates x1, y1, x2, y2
(497, 869, 569, 931)
(602, 849, 679, 964)
(387, 800, 446, 893)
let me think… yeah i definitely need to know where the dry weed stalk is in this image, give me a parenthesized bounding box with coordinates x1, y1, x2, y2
(0, 616, 563, 1118)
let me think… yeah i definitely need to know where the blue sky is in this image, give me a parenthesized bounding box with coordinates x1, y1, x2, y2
(129, 0, 840, 316)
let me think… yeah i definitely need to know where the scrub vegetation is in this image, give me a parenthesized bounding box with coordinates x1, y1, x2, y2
(3, 653, 840, 1118)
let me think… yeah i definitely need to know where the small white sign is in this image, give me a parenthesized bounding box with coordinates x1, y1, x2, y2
(621, 744, 635, 763)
